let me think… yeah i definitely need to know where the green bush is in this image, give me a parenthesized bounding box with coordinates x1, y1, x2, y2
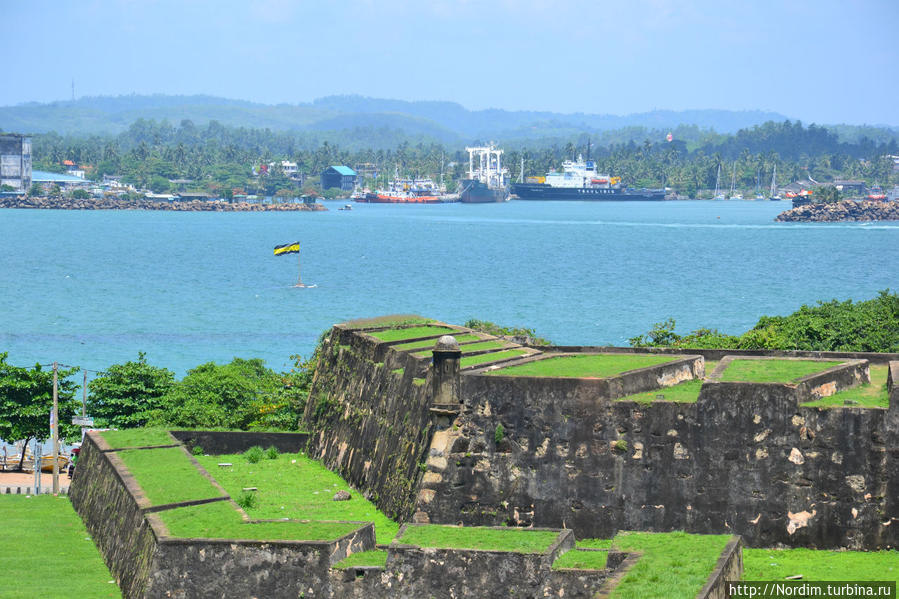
(235, 491, 257, 510)
(494, 423, 505, 444)
(629, 290, 899, 352)
(191, 445, 204, 456)
(244, 446, 264, 464)
(264, 446, 279, 460)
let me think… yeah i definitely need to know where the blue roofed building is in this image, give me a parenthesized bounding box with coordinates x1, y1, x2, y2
(320, 165, 357, 191)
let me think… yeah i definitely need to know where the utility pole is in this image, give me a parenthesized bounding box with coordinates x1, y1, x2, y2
(52, 362, 59, 495)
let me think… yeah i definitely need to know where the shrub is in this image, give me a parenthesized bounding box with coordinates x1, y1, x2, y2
(244, 446, 264, 464)
(191, 445, 204, 456)
(264, 446, 279, 460)
(235, 491, 257, 510)
(494, 423, 505, 445)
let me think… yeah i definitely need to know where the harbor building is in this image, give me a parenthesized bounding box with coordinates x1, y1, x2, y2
(320, 165, 357, 191)
(0, 133, 32, 193)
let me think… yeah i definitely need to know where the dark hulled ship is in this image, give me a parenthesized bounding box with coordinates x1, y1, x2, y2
(511, 157, 665, 201)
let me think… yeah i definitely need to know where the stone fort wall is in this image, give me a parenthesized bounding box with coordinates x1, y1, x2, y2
(305, 322, 899, 550)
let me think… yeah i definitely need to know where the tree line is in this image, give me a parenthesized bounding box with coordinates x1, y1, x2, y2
(26, 118, 899, 198)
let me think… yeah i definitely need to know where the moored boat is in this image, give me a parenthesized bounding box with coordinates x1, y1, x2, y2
(459, 145, 509, 203)
(512, 155, 665, 201)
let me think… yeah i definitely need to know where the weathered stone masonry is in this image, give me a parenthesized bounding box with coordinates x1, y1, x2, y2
(306, 322, 899, 550)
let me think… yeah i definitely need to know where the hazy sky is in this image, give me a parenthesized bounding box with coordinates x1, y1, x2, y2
(3, 0, 897, 125)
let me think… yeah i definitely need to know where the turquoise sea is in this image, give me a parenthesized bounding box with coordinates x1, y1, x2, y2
(1, 201, 897, 379)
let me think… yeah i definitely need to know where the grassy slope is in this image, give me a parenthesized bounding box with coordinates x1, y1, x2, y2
(744, 548, 899, 582)
(196, 452, 399, 544)
(719, 360, 843, 383)
(116, 447, 224, 506)
(609, 531, 732, 599)
(802, 364, 890, 408)
(392, 333, 480, 351)
(100, 428, 175, 448)
(460, 348, 529, 368)
(398, 525, 560, 553)
(617, 379, 704, 404)
(492, 354, 679, 378)
(0, 496, 121, 599)
(367, 325, 452, 342)
(158, 500, 361, 541)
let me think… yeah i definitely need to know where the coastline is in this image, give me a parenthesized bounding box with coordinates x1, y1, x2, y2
(0, 197, 328, 212)
(775, 199, 899, 222)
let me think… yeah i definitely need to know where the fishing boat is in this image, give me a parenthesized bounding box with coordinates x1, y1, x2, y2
(40, 454, 69, 473)
(358, 174, 456, 204)
(866, 185, 887, 200)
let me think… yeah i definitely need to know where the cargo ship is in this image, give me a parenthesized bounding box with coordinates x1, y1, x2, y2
(357, 176, 457, 204)
(511, 156, 665, 201)
(459, 145, 509, 203)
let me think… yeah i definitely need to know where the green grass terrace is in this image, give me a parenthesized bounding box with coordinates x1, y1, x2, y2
(100, 427, 176, 448)
(113, 446, 226, 506)
(195, 451, 399, 544)
(801, 364, 890, 408)
(397, 524, 561, 553)
(391, 333, 481, 352)
(718, 359, 843, 383)
(488, 353, 683, 378)
(157, 500, 362, 541)
(367, 325, 455, 342)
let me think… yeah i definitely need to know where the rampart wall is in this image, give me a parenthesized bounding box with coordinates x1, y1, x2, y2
(306, 322, 899, 550)
(71, 429, 656, 598)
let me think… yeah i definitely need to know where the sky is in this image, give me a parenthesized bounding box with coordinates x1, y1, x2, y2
(2, 0, 897, 125)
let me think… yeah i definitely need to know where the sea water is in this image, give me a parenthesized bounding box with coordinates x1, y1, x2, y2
(0, 201, 896, 379)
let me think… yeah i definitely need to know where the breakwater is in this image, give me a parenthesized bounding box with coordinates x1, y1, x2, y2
(0, 196, 327, 211)
(776, 199, 899, 222)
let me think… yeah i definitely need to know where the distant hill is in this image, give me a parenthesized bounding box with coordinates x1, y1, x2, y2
(2, 94, 895, 146)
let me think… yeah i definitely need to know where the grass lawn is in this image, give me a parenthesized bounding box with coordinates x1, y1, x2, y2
(392, 334, 480, 352)
(195, 452, 399, 544)
(398, 524, 560, 553)
(343, 315, 435, 329)
(802, 364, 890, 408)
(719, 359, 843, 383)
(100, 428, 174, 448)
(617, 379, 704, 404)
(553, 549, 609, 570)
(157, 500, 361, 541)
(116, 447, 224, 506)
(577, 538, 614, 549)
(413, 339, 509, 358)
(743, 547, 899, 582)
(490, 354, 679, 378)
(460, 348, 529, 369)
(0, 496, 120, 599)
(333, 549, 389, 569)
(609, 531, 732, 599)
(367, 325, 453, 342)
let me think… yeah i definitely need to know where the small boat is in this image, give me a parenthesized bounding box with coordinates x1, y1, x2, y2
(40, 455, 69, 473)
(768, 165, 782, 201)
(866, 185, 886, 200)
(338, 204, 353, 211)
(713, 164, 726, 200)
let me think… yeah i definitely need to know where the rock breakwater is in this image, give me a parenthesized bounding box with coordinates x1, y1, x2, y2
(0, 197, 328, 211)
(776, 199, 899, 222)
